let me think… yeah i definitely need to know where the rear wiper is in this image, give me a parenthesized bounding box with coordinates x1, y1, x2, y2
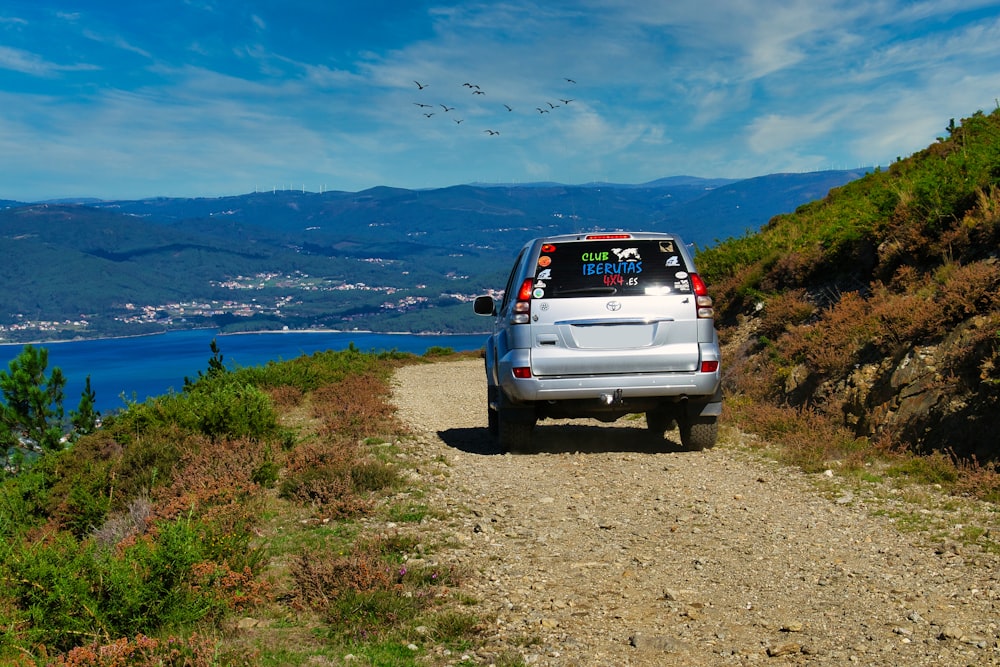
(555, 287, 618, 296)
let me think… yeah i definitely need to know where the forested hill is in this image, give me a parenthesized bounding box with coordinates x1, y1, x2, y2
(698, 107, 1000, 461)
(0, 170, 863, 342)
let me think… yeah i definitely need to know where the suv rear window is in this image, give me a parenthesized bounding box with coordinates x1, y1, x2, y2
(532, 239, 693, 298)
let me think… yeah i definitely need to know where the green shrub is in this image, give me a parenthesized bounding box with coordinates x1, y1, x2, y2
(185, 380, 277, 441)
(0, 509, 264, 658)
(350, 460, 400, 492)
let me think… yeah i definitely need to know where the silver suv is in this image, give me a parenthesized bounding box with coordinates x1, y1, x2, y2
(474, 232, 722, 452)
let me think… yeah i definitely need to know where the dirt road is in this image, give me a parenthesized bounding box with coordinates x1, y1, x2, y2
(390, 358, 1000, 666)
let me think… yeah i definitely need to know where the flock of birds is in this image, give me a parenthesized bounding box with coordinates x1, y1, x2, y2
(410, 77, 578, 136)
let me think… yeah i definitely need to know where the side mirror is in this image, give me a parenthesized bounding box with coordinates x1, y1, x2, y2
(473, 295, 496, 316)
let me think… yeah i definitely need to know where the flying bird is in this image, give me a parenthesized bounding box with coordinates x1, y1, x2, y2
(423, 112, 435, 118)
(536, 107, 549, 114)
(473, 90, 485, 95)
(484, 129, 499, 135)
(564, 78, 576, 83)
(414, 80, 428, 89)
(441, 104, 455, 112)
(559, 99, 574, 104)
(503, 104, 513, 112)
(454, 119, 464, 124)
(547, 101, 559, 109)
(413, 102, 432, 108)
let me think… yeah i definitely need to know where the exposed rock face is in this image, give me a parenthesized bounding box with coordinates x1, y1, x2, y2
(836, 317, 1000, 460)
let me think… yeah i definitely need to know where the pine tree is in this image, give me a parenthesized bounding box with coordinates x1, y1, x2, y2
(0, 345, 67, 471)
(184, 338, 228, 389)
(70, 374, 100, 438)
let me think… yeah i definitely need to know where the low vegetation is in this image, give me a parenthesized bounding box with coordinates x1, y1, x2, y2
(0, 344, 498, 665)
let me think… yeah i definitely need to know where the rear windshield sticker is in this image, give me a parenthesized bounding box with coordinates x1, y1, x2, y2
(542, 239, 692, 297)
(612, 247, 641, 261)
(582, 261, 642, 276)
(581, 247, 643, 277)
(532, 288, 545, 299)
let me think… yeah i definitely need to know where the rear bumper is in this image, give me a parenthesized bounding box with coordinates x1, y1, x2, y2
(498, 360, 721, 404)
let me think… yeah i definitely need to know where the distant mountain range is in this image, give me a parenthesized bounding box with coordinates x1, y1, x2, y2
(0, 170, 866, 342)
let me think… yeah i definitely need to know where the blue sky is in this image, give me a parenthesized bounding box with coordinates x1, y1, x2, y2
(2, 1, 999, 201)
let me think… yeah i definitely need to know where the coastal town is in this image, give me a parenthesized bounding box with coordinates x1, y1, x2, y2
(0, 271, 487, 342)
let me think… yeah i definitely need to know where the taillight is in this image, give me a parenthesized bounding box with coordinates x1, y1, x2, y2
(511, 278, 534, 324)
(585, 234, 631, 240)
(512, 367, 532, 378)
(691, 274, 714, 319)
(701, 360, 719, 373)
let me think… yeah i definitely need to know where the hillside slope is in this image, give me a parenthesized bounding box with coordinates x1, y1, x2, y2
(699, 108, 1000, 460)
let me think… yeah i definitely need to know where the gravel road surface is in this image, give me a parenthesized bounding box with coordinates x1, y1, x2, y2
(390, 358, 1000, 666)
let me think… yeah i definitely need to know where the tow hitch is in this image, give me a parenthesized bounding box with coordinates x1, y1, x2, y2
(599, 388, 624, 406)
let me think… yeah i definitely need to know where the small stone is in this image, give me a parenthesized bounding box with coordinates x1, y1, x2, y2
(767, 643, 801, 657)
(939, 626, 963, 640)
(781, 621, 804, 632)
(663, 588, 698, 601)
(630, 633, 680, 652)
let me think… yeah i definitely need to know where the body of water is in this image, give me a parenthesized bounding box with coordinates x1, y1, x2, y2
(0, 330, 487, 415)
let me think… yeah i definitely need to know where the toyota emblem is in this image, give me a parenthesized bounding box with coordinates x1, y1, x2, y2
(606, 300, 622, 312)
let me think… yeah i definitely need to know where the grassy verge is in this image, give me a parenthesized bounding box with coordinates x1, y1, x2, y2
(0, 346, 511, 666)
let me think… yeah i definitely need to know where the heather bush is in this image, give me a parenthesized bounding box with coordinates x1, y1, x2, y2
(52, 633, 226, 667)
(779, 290, 877, 377)
(933, 260, 1000, 322)
(313, 373, 403, 441)
(279, 441, 377, 518)
(290, 536, 467, 646)
(756, 289, 815, 340)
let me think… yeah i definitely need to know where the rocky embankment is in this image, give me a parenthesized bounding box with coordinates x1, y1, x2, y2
(389, 358, 1000, 666)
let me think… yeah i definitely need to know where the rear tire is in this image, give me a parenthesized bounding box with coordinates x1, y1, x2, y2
(499, 417, 534, 453)
(488, 405, 499, 435)
(645, 408, 676, 439)
(487, 385, 499, 436)
(679, 416, 718, 451)
(497, 393, 536, 453)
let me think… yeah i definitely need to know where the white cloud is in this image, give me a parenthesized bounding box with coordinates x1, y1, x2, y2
(0, 45, 103, 77)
